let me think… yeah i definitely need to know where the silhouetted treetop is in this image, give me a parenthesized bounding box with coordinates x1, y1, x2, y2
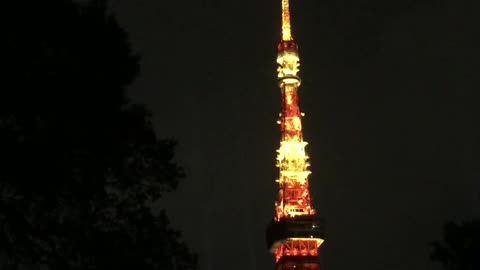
(0, 0, 196, 269)
(431, 219, 479, 270)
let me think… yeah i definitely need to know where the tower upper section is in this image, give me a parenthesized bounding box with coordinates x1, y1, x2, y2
(274, 0, 313, 222)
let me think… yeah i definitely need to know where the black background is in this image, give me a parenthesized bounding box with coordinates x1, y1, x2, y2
(111, 0, 478, 270)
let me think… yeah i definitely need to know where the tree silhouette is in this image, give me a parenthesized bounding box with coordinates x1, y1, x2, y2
(431, 219, 479, 270)
(0, 0, 197, 269)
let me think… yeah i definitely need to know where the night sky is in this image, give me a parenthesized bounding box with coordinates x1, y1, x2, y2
(110, 0, 478, 270)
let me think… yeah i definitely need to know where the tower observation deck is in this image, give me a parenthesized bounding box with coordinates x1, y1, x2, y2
(266, 1, 324, 269)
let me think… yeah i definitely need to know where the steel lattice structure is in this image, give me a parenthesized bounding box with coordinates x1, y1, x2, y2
(266, 1, 324, 269)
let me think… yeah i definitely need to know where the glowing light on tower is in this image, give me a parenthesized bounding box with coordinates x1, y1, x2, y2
(281, 0, 292, 41)
(266, 1, 324, 269)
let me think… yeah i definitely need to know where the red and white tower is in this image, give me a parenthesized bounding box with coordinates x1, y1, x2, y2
(266, 1, 324, 270)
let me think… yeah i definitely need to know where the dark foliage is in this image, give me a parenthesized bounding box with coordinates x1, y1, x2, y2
(431, 219, 479, 270)
(0, 0, 197, 269)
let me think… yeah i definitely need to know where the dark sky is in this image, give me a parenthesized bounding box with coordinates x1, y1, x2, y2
(110, 0, 478, 270)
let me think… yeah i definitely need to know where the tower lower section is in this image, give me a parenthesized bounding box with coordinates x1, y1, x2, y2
(266, 215, 324, 268)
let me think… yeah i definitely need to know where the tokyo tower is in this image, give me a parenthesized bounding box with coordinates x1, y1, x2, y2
(266, 0, 324, 270)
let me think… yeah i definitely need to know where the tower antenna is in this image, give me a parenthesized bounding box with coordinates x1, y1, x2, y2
(281, 0, 292, 41)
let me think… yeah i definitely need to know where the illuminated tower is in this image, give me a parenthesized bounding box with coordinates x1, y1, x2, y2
(266, 1, 324, 270)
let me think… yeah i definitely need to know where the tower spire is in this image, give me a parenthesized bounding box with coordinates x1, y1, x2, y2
(266, 1, 325, 269)
(281, 0, 292, 41)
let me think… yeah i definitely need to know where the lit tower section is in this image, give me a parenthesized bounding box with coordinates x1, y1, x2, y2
(266, 1, 324, 270)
